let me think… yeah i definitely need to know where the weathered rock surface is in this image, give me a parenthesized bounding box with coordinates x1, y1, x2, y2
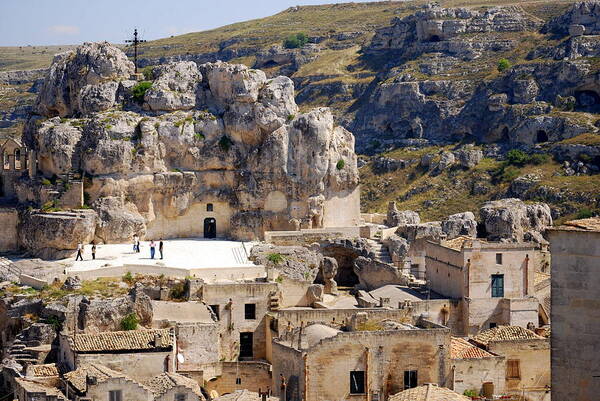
(480, 198, 552, 242)
(250, 244, 323, 281)
(35, 42, 134, 117)
(18, 210, 97, 258)
(21, 43, 359, 245)
(396, 221, 444, 242)
(441, 212, 477, 239)
(542, 1, 600, 36)
(321, 257, 338, 295)
(386, 202, 420, 227)
(353, 256, 411, 291)
(386, 234, 410, 263)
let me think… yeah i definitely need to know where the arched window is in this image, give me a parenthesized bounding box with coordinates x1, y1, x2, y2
(206, 203, 213, 212)
(14, 149, 21, 170)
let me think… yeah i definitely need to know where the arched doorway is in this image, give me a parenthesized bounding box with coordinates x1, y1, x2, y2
(204, 218, 216, 239)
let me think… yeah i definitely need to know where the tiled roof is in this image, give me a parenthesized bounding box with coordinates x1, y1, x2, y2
(556, 217, 600, 232)
(442, 236, 477, 251)
(70, 329, 173, 352)
(389, 384, 470, 401)
(15, 378, 67, 399)
(450, 337, 495, 359)
(144, 372, 203, 398)
(215, 390, 279, 401)
(28, 363, 59, 377)
(64, 364, 127, 393)
(472, 325, 543, 347)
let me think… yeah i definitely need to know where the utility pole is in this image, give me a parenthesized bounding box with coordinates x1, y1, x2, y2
(125, 28, 146, 74)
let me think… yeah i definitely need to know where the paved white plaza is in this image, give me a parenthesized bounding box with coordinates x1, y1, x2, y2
(67, 238, 256, 273)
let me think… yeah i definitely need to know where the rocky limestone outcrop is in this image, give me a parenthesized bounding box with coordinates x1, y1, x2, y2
(441, 212, 477, 239)
(542, 1, 600, 36)
(396, 221, 444, 242)
(386, 234, 410, 263)
(480, 198, 552, 242)
(18, 210, 97, 259)
(386, 202, 420, 227)
(22, 43, 359, 244)
(250, 244, 323, 281)
(353, 256, 411, 291)
(320, 257, 338, 295)
(35, 42, 134, 117)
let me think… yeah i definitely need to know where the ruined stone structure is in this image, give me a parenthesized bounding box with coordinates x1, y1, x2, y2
(0, 138, 32, 200)
(548, 217, 600, 401)
(13, 42, 360, 255)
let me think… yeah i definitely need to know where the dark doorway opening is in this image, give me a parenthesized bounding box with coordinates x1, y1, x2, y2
(536, 130, 548, 143)
(204, 218, 216, 239)
(239, 332, 253, 360)
(501, 127, 510, 143)
(262, 60, 279, 68)
(429, 35, 441, 42)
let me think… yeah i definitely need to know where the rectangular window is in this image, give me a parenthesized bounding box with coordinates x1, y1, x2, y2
(235, 377, 242, 385)
(209, 305, 220, 320)
(109, 390, 122, 401)
(175, 394, 187, 401)
(244, 303, 256, 320)
(491, 274, 504, 298)
(404, 370, 418, 390)
(496, 253, 503, 265)
(507, 360, 521, 379)
(489, 322, 497, 329)
(349, 371, 365, 394)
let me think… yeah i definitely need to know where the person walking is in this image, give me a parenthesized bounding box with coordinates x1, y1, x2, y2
(159, 239, 164, 260)
(91, 242, 97, 260)
(149, 240, 156, 259)
(75, 243, 84, 261)
(133, 234, 140, 253)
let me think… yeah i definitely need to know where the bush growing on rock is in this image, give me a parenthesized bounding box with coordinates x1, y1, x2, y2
(283, 32, 309, 49)
(141, 66, 155, 81)
(218, 135, 233, 152)
(120, 313, 139, 330)
(131, 81, 152, 103)
(336, 159, 345, 170)
(497, 58, 512, 72)
(267, 253, 285, 264)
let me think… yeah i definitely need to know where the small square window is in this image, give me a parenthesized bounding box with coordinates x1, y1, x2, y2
(207, 203, 213, 212)
(244, 303, 256, 320)
(350, 371, 365, 394)
(489, 322, 497, 329)
(209, 305, 220, 320)
(496, 253, 503, 265)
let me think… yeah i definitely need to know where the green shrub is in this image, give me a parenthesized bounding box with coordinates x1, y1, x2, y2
(131, 81, 153, 104)
(122, 271, 134, 284)
(45, 315, 63, 331)
(500, 165, 521, 182)
(169, 282, 186, 300)
(287, 114, 295, 122)
(195, 132, 205, 140)
(219, 135, 233, 152)
(336, 159, 345, 170)
(497, 58, 512, 72)
(576, 208, 597, 219)
(141, 66, 155, 81)
(506, 149, 529, 166)
(529, 153, 550, 165)
(283, 32, 309, 49)
(120, 313, 139, 330)
(267, 253, 285, 265)
(463, 389, 478, 397)
(41, 178, 52, 186)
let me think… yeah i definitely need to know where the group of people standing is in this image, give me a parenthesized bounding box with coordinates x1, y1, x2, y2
(133, 235, 164, 260)
(73, 237, 165, 261)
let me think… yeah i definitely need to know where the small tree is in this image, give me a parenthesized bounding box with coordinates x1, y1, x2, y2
(120, 313, 139, 330)
(497, 58, 512, 72)
(131, 81, 152, 104)
(283, 32, 309, 49)
(506, 149, 529, 166)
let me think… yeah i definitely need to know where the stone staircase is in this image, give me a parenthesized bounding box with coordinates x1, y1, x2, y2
(269, 292, 280, 311)
(7, 339, 41, 366)
(0, 256, 21, 281)
(232, 244, 251, 264)
(367, 239, 392, 264)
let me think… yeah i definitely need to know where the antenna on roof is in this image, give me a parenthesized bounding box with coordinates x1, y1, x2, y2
(125, 28, 147, 74)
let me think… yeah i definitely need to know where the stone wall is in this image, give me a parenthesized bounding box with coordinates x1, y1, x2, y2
(154, 385, 202, 401)
(205, 361, 272, 396)
(0, 208, 18, 252)
(201, 282, 277, 361)
(85, 377, 152, 401)
(549, 228, 600, 401)
(322, 187, 361, 227)
(452, 355, 505, 396)
(264, 227, 361, 246)
(73, 351, 174, 382)
(487, 339, 550, 400)
(175, 322, 220, 376)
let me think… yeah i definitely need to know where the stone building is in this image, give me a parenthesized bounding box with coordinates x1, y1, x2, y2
(424, 237, 541, 335)
(472, 325, 550, 401)
(58, 329, 176, 382)
(548, 217, 600, 401)
(450, 337, 505, 397)
(0, 137, 32, 200)
(14, 378, 68, 401)
(271, 317, 451, 401)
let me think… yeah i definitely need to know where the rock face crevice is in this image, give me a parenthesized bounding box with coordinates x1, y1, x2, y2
(20, 42, 360, 248)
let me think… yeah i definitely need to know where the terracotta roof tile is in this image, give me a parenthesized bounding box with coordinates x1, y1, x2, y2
(389, 384, 470, 401)
(450, 337, 495, 359)
(71, 329, 173, 352)
(15, 378, 67, 399)
(28, 363, 59, 377)
(556, 217, 600, 232)
(144, 372, 203, 398)
(472, 325, 543, 347)
(64, 364, 128, 393)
